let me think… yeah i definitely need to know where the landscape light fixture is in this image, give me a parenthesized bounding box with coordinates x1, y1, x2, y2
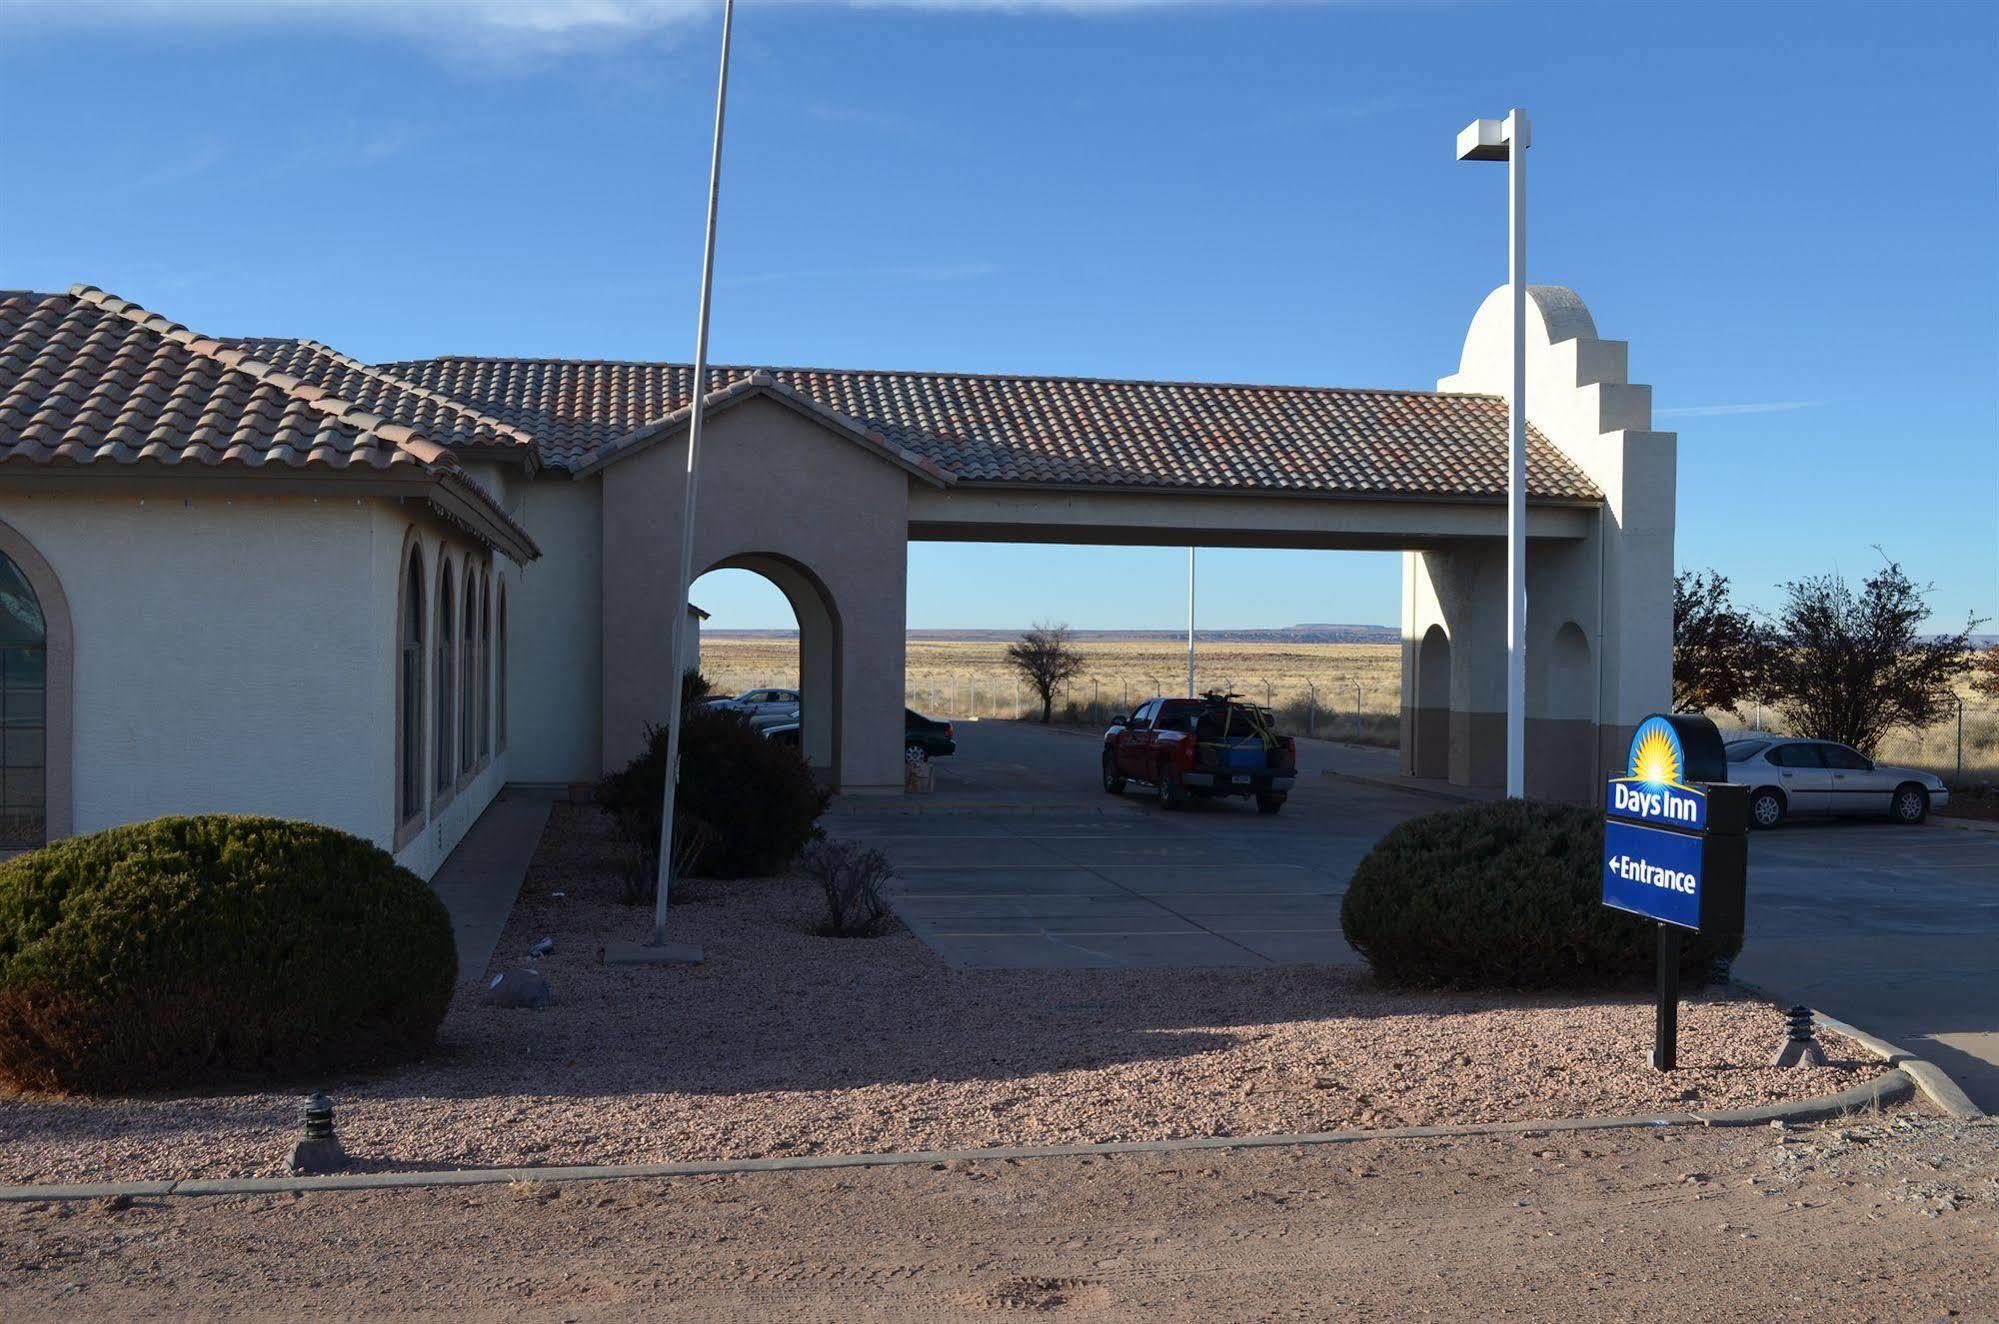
(1456, 109, 1530, 800)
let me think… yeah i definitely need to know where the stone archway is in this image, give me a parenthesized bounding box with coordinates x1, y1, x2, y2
(703, 553, 843, 780)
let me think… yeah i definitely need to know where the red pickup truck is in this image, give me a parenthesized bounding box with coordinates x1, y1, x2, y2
(1101, 694, 1297, 814)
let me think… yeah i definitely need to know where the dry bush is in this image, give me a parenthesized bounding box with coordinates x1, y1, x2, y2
(801, 838, 894, 938)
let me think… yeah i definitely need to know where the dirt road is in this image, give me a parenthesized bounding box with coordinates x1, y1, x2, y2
(5, 1113, 1992, 1321)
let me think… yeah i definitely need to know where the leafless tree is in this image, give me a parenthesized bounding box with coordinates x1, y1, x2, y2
(1006, 622, 1087, 724)
(1973, 642, 1999, 701)
(1767, 557, 1981, 755)
(1672, 569, 1779, 714)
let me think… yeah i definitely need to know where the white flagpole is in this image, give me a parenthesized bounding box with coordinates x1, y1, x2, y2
(1187, 547, 1196, 697)
(652, 0, 735, 947)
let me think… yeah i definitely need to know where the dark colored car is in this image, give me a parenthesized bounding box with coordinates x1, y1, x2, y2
(905, 709, 956, 763)
(763, 710, 956, 763)
(1102, 694, 1296, 813)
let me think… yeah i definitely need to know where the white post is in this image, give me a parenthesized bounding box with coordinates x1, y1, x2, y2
(651, 0, 735, 946)
(1504, 107, 1529, 800)
(1187, 547, 1197, 697)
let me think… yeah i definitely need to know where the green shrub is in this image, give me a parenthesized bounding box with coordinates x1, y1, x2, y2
(596, 709, 829, 880)
(1338, 800, 1740, 989)
(0, 816, 456, 1093)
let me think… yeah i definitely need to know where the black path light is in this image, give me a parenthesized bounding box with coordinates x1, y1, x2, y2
(1771, 1005, 1829, 1068)
(284, 1093, 346, 1175)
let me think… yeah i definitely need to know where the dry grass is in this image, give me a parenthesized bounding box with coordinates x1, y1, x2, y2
(702, 636, 1404, 742)
(705, 634, 1999, 780)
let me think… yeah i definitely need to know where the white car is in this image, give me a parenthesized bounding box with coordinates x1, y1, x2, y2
(709, 688, 800, 722)
(1723, 736, 1949, 829)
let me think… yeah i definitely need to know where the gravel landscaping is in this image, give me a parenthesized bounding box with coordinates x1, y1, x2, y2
(0, 805, 1878, 1185)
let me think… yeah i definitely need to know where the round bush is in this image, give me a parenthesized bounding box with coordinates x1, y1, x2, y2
(0, 815, 457, 1093)
(1338, 800, 1741, 989)
(596, 709, 830, 881)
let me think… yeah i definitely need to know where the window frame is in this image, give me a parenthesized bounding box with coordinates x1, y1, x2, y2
(395, 536, 427, 843)
(458, 563, 477, 783)
(496, 581, 508, 755)
(0, 520, 68, 848)
(476, 568, 492, 765)
(434, 557, 457, 801)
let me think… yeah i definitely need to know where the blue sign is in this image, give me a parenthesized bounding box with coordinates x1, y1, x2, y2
(1603, 819, 1705, 930)
(1605, 778, 1708, 831)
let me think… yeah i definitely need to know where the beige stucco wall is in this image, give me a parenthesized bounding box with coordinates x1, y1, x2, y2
(0, 486, 516, 880)
(599, 393, 910, 793)
(503, 474, 603, 787)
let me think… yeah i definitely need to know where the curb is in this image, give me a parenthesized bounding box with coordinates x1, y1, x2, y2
(1931, 814, 1999, 835)
(0, 1071, 1913, 1205)
(1729, 979, 1987, 1123)
(1320, 768, 1484, 804)
(827, 801, 1141, 818)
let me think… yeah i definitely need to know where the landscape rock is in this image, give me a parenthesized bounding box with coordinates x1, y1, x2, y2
(486, 970, 552, 1010)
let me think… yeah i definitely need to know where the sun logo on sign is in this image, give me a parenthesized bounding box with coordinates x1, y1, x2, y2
(1628, 717, 1685, 788)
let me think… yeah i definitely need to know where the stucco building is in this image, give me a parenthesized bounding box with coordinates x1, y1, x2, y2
(0, 282, 1672, 877)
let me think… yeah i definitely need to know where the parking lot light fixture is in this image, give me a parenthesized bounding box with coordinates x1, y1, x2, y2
(1457, 109, 1530, 799)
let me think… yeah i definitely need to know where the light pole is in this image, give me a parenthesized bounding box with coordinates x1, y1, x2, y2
(1187, 547, 1197, 697)
(1457, 109, 1530, 799)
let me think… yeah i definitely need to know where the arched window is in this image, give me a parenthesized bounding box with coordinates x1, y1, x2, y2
(0, 552, 48, 847)
(496, 583, 508, 755)
(477, 571, 492, 762)
(398, 545, 425, 826)
(435, 561, 456, 794)
(459, 565, 477, 774)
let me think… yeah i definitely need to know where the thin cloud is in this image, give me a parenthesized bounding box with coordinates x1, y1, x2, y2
(1657, 400, 1824, 419)
(6, 0, 1205, 56)
(720, 261, 1004, 286)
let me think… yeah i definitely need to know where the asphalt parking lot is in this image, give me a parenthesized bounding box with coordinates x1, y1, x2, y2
(824, 719, 1999, 1111)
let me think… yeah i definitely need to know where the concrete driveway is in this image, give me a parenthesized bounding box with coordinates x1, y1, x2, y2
(821, 722, 1463, 971)
(824, 719, 1999, 1111)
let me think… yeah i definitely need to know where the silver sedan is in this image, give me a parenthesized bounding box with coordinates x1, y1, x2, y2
(1723, 736, 1950, 829)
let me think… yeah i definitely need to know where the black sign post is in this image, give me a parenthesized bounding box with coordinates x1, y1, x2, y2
(1602, 714, 1748, 1072)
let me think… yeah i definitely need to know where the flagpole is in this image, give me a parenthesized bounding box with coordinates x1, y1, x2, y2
(652, 0, 735, 947)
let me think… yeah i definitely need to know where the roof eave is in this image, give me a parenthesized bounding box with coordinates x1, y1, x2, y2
(573, 378, 955, 488)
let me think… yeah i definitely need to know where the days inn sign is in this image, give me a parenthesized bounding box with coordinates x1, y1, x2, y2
(1601, 713, 1751, 1071)
(1601, 715, 1746, 936)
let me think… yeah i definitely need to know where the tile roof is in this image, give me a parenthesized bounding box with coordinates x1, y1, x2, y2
(382, 356, 1603, 502)
(0, 286, 537, 558)
(225, 337, 538, 465)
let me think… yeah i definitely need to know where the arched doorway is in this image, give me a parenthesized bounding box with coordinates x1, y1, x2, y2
(1412, 623, 1451, 780)
(1528, 620, 1594, 802)
(690, 553, 843, 784)
(0, 521, 70, 846)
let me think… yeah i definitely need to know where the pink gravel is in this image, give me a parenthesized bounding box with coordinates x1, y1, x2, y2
(0, 805, 1876, 1185)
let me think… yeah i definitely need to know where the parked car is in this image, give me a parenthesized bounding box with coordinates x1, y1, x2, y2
(709, 688, 801, 724)
(1723, 736, 1949, 828)
(766, 710, 956, 764)
(1102, 694, 1296, 813)
(904, 709, 956, 763)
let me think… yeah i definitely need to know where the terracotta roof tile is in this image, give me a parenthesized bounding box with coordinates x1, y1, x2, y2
(0, 287, 537, 557)
(383, 355, 1603, 502)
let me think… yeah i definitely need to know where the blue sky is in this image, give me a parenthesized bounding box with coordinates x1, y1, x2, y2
(4, 0, 1993, 632)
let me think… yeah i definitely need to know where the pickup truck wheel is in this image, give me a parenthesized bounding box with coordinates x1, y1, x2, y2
(1255, 793, 1285, 815)
(1156, 770, 1186, 810)
(1101, 754, 1126, 795)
